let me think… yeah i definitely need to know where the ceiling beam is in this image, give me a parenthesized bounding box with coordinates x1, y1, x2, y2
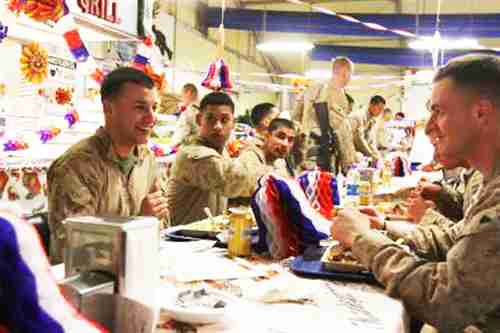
(241, 0, 395, 6)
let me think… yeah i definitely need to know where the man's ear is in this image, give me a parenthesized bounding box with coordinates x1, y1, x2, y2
(102, 99, 113, 116)
(475, 99, 495, 126)
(196, 111, 202, 127)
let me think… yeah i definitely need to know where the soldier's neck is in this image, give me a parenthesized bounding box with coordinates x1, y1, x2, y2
(104, 126, 136, 158)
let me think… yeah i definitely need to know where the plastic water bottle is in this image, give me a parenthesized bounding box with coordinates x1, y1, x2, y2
(345, 167, 360, 208)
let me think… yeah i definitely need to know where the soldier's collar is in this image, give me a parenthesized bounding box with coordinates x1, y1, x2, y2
(95, 127, 148, 163)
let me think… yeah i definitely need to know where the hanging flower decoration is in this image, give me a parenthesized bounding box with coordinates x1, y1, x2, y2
(202, 58, 233, 92)
(55, 87, 73, 105)
(3, 139, 29, 152)
(0, 84, 6, 97)
(20, 43, 48, 84)
(0, 21, 8, 44)
(38, 127, 61, 143)
(64, 108, 79, 128)
(131, 36, 167, 91)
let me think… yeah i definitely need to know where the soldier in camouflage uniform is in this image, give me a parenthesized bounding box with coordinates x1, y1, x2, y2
(348, 95, 386, 161)
(167, 92, 261, 226)
(171, 83, 200, 147)
(331, 55, 500, 332)
(239, 118, 296, 179)
(48, 68, 168, 264)
(293, 57, 358, 173)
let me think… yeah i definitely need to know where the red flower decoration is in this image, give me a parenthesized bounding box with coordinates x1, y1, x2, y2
(55, 87, 72, 105)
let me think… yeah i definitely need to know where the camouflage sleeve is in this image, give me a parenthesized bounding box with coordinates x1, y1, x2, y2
(238, 149, 274, 178)
(47, 160, 100, 261)
(184, 153, 260, 198)
(354, 125, 379, 160)
(353, 194, 500, 331)
(433, 181, 464, 221)
(419, 208, 457, 228)
(292, 96, 305, 124)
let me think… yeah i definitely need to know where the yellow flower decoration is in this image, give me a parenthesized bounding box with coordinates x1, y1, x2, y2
(20, 43, 48, 84)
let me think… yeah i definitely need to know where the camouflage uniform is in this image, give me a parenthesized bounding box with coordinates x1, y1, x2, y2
(47, 128, 160, 263)
(348, 109, 381, 160)
(238, 136, 293, 179)
(419, 169, 483, 229)
(352, 167, 500, 332)
(166, 136, 260, 226)
(293, 82, 357, 173)
(171, 105, 199, 147)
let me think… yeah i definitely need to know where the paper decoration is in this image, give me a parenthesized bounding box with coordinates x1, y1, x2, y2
(3, 140, 29, 152)
(150, 144, 164, 157)
(38, 128, 61, 143)
(298, 170, 340, 220)
(8, 0, 69, 24)
(54, 87, 72, 105)
(20, 43, 48, 84)
(0, 210, 106, 332)
(227, 139, 245, 158)
(63, 29, 90, 62)
(64, 108, 79, 128)
(0, 22, 8, 44)
(251, 174, 331, 259)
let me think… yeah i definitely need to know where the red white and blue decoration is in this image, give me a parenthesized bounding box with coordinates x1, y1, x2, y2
(0, 208, 105, 333)
(298, 170, 340, 220)
(251, 174, 331, 260)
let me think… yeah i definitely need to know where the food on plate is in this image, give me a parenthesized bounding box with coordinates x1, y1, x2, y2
(176, 288, 227, 309)
(325, 244, 358, 264)
(321, 244, 367, 273)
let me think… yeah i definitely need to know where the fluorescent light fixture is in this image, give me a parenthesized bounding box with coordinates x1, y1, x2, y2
(256, 41, 314, 53)
(405, 69, 435, 82)
(408, 36, 482, 50)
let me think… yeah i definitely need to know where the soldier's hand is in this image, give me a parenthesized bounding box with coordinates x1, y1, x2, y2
(330, 209, 371, 249)
(358, 207, 384, 230)
(407, 196, 435, 223)
(141, 181, 169, 219)
(417, 181, 442, 202)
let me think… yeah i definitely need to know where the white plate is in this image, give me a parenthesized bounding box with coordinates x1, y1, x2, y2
(161, 289, 234, 325)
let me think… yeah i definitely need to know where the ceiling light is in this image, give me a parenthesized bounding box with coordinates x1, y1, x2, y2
(408, 36, 482, 50)
(256, 41, 314, 53)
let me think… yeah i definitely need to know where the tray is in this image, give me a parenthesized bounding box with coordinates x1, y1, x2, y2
(290, 249, 377, 284)
(164, 228, 259, 248)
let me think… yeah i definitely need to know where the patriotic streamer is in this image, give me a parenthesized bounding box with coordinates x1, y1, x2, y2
(286, 0, 416, 38)
(63, 29, 90, 62)
(392, 155, 412, 177)
(298, 170, 340, 219)
(251, 174, 331, 260)
(201, 58, 233, 92)
(0, 209, 106, 332)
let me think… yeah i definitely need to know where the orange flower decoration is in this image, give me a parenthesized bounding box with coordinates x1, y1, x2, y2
(55, 87, 72, 105)
(144, 66, 166, 92)
(23, 0, 68, 23)
(20, 43, 48, 84)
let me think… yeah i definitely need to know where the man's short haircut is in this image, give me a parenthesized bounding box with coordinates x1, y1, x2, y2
(370, 95, 386, 105)
(100, 67, 154, 102)
(199, 92, 235, 113)
(434, 54, 500, 106)
(395, 111, 406, 119)
(250, 103, 276, 127)
(332, 56, 354, 71)
(182, 83, 198, 98)
(346, 93, 355, 106)
(268, 118, 295, 133)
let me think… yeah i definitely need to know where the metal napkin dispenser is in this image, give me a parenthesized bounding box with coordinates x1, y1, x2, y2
(61, 216, 160, 332)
